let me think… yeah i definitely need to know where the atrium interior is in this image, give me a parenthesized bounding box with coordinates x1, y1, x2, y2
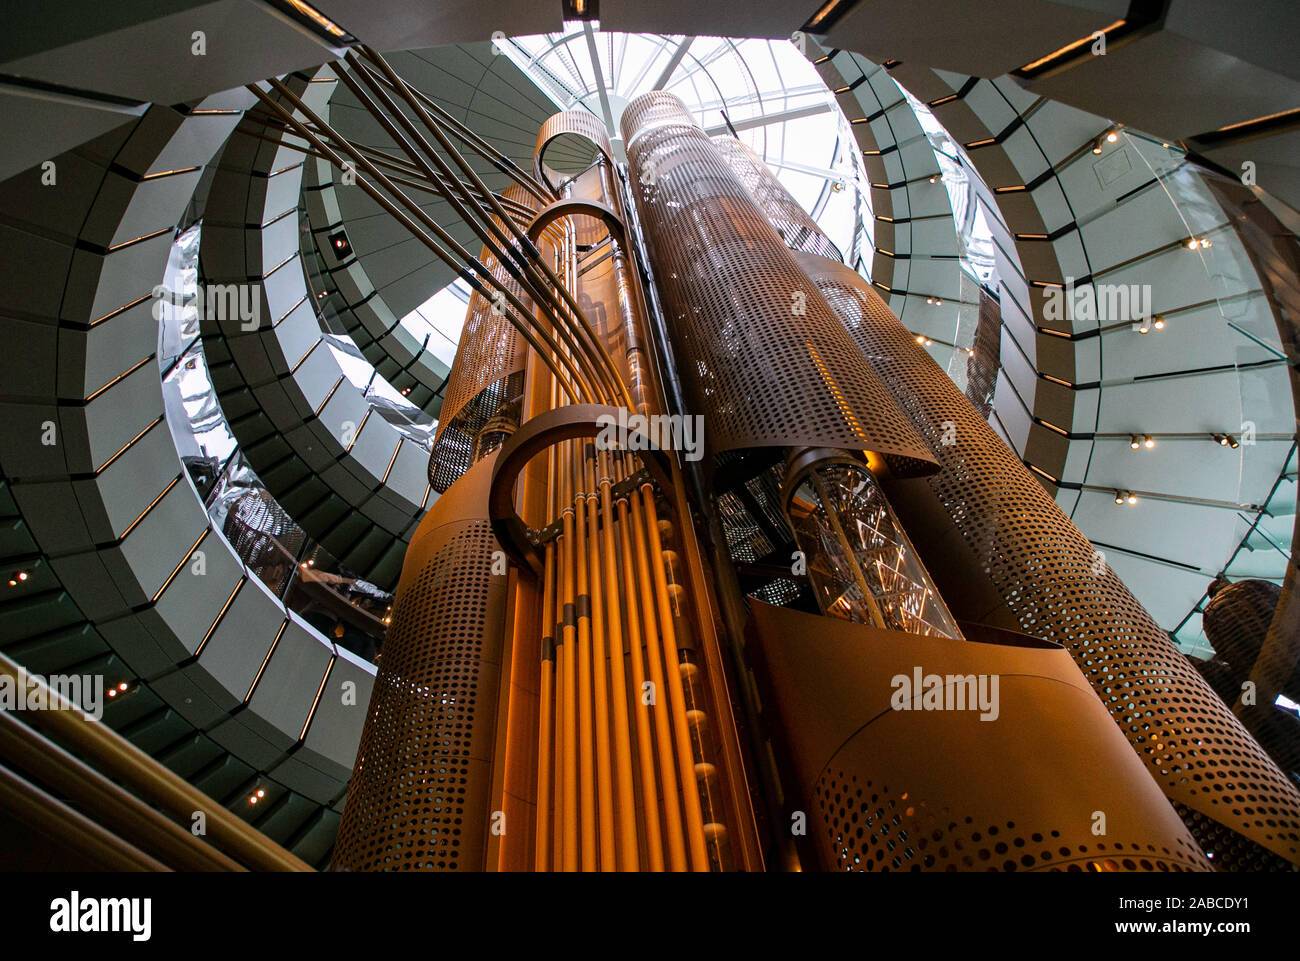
(0, 0, 1297, 876)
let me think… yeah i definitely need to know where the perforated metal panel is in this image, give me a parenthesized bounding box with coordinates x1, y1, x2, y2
(620, 92, 936, 475)
(797, 252, 1300, 867)
(747, 600, 1210, 873)
(711, 136, 843, 264)
(332, 457, 506, 871)
(817, 767, 1205, 872)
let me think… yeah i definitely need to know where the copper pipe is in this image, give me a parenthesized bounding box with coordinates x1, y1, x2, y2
(626, 461, 689, 870)
(584, 445, 617, 870)
(558, 439, 578, 871)
(249, 81, 595, 404)
(640, 484, 711, 870)
(600, 449, 640, 869)
(356, 45, 553, 205)
(337, 58, 626, 409)
(572, 439, 597, 870)
(534, 539, 557, 871)
(613, 454, 665, 870)
(352, 53, 634, 411)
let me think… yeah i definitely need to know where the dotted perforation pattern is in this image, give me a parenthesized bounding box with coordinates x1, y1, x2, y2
(711, 136, 843, 265)
(331, 518, 505, 871)
(800, 254, 1300, 866)
(620, 92, 936, 475)
(817, 768, 1206, 872)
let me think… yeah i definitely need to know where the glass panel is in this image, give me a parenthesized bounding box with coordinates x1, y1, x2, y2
(786, 461, 963, 638)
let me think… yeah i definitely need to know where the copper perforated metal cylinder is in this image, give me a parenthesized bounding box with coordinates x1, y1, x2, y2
(333, 454, 509, 871)
(795, 252, 1300, 869)
(711, 135, 844, 264)
(747, 601, 1212, 872)
(619, 91, 936, 474)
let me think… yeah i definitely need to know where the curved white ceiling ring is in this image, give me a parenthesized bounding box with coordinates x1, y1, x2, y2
(199, 76, 435, 591)
(812, 52, 985, 394)
(0, 88, 376, 865)
(817, 50, 1294, 649)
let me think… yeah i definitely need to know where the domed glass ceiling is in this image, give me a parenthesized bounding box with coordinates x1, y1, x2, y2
(395, 29, 874, 354)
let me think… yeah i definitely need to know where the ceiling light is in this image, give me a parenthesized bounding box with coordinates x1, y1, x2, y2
(1114, 491, 1124, 504)
(1127, 493, 1138, 505)
(926, 297, 934, 304)
(1143, 435, 1155, 449)
(935, 299, 943, 306)
(1228, 436, 1239, 449)
(1137, 322, 1150, 334)
(967, 348, 975, 357)
(1214, 434, 1228, 446)
(1106, 131, 1119, 143)
(1186, 238, 1202, 250)
(916, 334, 926, 343)
(1092, 139, 1103, 155)
(928, 174, 941, 184)
(1153, 315, 1165, 330)
(1129, 436, 1141, 449)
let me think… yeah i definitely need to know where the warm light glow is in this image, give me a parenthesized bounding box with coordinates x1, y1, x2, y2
(1017, 20, 1127, 73)
(1130, 436, 1141, 449)
(1106, 131, 1119, 143)
(1126, 493, 1137, 505)
(1143, 436, 1155, 449)
(285, 0, 347, 38)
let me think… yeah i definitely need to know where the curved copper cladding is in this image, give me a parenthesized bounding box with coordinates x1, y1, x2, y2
(711, 136, 844, 264)
(746, 601, 1211, 872)
(486, 404, 673, 574)
(619, 91, 936, 475)
(794, 252, 1300, 868)
(534, 110, 617, 193)
(333, 454, 509, 871)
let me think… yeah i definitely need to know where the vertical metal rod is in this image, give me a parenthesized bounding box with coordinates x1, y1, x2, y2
(601, 449, 641, 869)
(585, 446, 617, 869)
(614, 454, 666, 870)
(640, 486, 711, 870)
(628, 470, 689, 870)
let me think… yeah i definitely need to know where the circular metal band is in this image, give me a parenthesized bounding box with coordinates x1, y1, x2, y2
(488, 404, 673, 575)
